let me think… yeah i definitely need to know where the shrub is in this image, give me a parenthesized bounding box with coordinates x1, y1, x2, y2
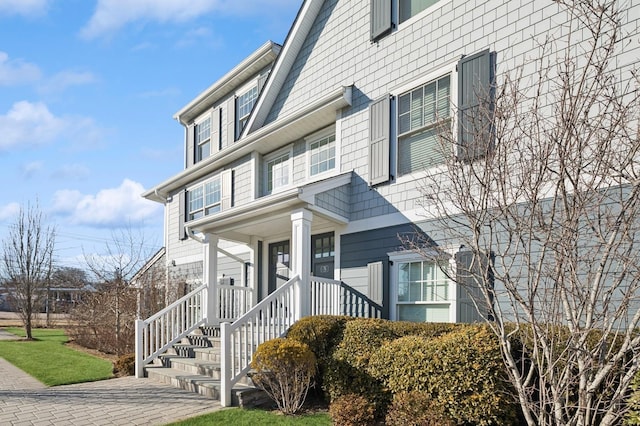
(112, 353, 135, 377)
(251, 338, 316, 415)
(286, 315, 354, 394)
(627, 371, 640, 425)
(385, 391, 454, 426)
(286, 315, 354, 364)
(369, 325, 517, 425)
(329, 394, 375, 426)
(323, 318, 461, 415)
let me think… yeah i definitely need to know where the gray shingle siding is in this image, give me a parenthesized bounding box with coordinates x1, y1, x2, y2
(315, 184, 350, 218)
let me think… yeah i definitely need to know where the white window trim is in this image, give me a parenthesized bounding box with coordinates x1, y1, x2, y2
(264, 145, 294, 195)
(392, 60, 459, 185)
(186, 174, 222, 221)
(388, 249, 457, 323)
(396, 0, 452, 30)
(194, 114, 212, 162)
(305, 126, 338, 181)
(235, 80, 260, 138)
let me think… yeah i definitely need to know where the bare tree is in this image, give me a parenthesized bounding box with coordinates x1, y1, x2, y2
(82, 226, 152, 355)
(0, 202, 56, 339)
(405, 1, 640, 425)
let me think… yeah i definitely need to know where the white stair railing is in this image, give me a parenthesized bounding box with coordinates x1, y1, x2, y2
(217, 284, 253, 322)
(219, 274, 343, 406)
(220, 275, 299, 406)
(310, 276, 342, 315)
(135, 284, 206, 378)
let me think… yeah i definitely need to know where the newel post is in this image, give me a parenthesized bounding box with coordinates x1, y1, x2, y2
(291, 209, 312, 320)
(220, 321, 232, 407)
(134, 319, 145, 378)
(203, 234, 219, 325)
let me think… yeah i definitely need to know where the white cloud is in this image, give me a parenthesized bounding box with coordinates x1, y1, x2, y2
(80, 0, 221, 39)
(0, 101, 67, 150)
(0, 101, 103, 151)
(52, 179, 161, 227)
(38, 71, 97, 94)
(0, 202, 20, 221)
(80, 0, 300, 39)
(0, 52, 42, 86)
(0, 0, 50, 17)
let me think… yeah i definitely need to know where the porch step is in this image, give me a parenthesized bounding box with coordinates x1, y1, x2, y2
(143, 325, 269, 408)
(146, 366, 270, 407)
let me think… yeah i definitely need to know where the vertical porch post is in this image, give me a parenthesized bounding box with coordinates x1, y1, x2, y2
(291, 209, 312, 320)
(203, 234, 219, 325)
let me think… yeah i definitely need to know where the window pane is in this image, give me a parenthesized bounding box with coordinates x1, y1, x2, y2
(398, 123, 446, 175)
(197, 141, 210, 162)
(205, 179, 221, 206)
(309, 134, 336, 176)
(398, 304, 450, 323)
(399, 0, 441, 24)
(195, 118, 211, 144)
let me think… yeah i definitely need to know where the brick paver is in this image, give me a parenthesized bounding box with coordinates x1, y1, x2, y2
(0, 350, 223, 425)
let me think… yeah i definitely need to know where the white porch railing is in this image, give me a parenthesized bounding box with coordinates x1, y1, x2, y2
(217, 284, 252, 322)
(219, 275, 342, 406)
(310, 276, 342, 315)
(135, 284, 206, 378)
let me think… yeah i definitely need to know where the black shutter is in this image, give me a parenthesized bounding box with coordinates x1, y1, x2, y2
(178, 190, 188, 241)
(371, 0, 392, 41)
(458, 49, 494, 162)
(226, 96, 236, 146)
(211, 107, 221, 153)
(455, 249, 495, 320)
(186, 124, 195, 168)
(368, 95, 391, 186)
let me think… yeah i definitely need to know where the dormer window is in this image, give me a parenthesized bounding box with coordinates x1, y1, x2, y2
(237, 85, 259, 138)
(195, 117, 211, 162)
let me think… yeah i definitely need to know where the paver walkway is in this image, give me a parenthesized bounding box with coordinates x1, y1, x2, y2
(0, 336, 223, 425)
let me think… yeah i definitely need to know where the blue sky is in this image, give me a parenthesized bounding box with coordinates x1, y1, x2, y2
(0, 0, 300, 270)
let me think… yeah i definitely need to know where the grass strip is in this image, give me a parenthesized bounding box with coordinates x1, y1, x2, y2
(0, 327, 113, 386)
(168, 408, 331, 425)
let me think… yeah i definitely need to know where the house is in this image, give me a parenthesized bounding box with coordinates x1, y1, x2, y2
(137, 0, 640, 406)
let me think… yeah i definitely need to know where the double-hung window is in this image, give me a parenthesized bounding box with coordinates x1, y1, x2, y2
(397, 74, 451, 176)
(396, 258, 452, 322)
(187, 177, 221, 220)
(265, 148, 291, 194)
(237, 86, 258, 137)
(309, 134, 336, 177)
(195, 117, 211, 163)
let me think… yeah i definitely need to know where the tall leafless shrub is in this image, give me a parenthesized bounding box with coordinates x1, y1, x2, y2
(406, 1, 640, 424)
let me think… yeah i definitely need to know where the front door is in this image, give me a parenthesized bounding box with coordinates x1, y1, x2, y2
(312, 232, 335, 279)
(268, 240, 290, 294)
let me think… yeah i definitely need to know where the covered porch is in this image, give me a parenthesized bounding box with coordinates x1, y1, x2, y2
(135, 172, 374, 406)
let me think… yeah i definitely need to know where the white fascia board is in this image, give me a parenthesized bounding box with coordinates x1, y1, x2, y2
(174, 41, 281, 125)
(244, 0, 325, 134)
(143, 85, 352, 201)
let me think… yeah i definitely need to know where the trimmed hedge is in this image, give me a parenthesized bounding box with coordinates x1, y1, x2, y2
(286, 316, 522, 423)
(369, 325, 517, 425)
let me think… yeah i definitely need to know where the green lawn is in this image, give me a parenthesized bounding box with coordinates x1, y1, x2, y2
(168, 408, 331, 425)
(0, 327, 113, 386)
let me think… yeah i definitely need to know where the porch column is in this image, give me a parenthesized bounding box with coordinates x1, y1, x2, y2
(291, 208, 312, 320)
(203, 234, 219, 324)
